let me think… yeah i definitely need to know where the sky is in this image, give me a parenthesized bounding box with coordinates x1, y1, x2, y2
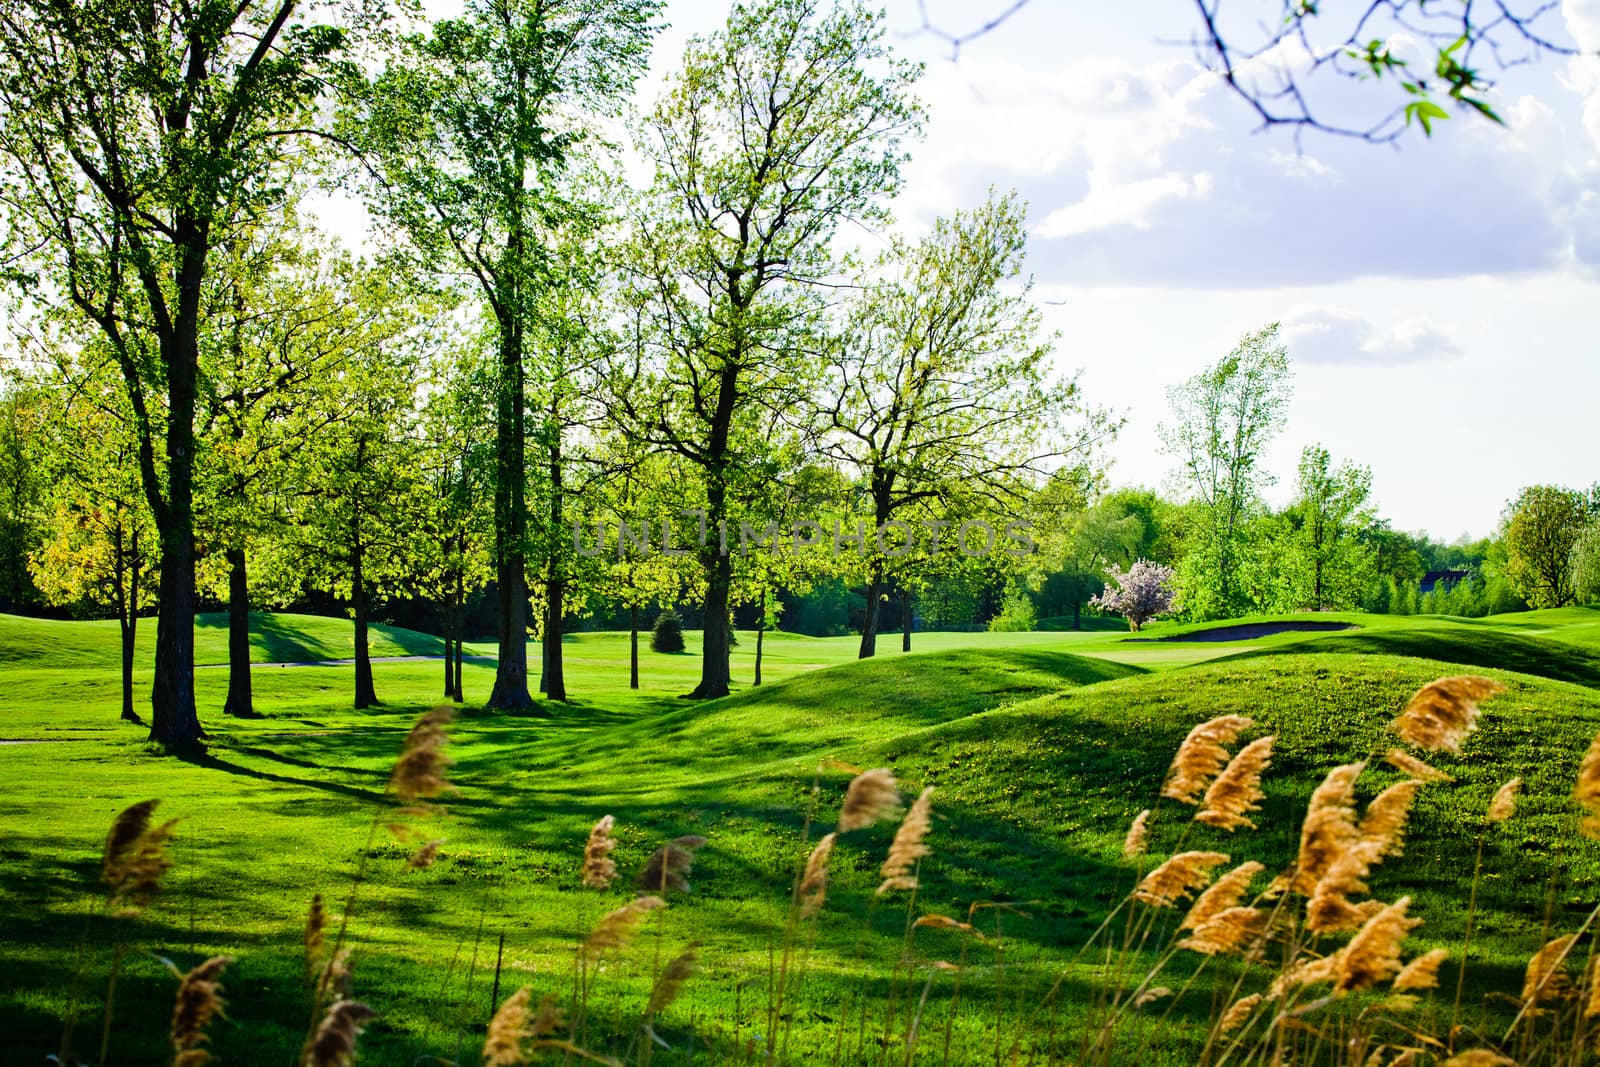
(370, 0, 1600, 542)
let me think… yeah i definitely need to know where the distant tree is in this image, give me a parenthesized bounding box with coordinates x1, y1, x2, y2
(650, 610, 685, 653)
(1092, 560, 1178, 632)
(29, 369, 157, 723)
(1289, 444, 1376, 609)
(0, 380, 47, 610)
(1031, 475, 1143, 630)
(1504, 485, 1590, 609)
(987, 582, 1037, 632)
(818, 192, 1114, 658)
(1160, 324, 1292, 619)
(1573, 523, 1600, 605)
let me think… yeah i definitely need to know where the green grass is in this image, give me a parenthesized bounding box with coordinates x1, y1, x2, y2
(3, 607, 1600, 1064)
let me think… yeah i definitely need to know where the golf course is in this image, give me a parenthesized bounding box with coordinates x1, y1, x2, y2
(5, 606, 1600, 1064)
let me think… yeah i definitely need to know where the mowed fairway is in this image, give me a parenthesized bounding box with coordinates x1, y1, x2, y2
(4, 607, 1600, 1064)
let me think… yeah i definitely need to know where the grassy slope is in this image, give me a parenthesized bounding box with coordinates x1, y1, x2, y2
(3, 609, 1600, 1064)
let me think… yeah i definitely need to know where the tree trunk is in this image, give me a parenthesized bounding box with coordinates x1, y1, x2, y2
(544, 578, 566, 701)
(629, 603, 639, 690)
(487, 303, 535, 710)
(901, 587, 913, 653)
(442, 593, 455, 698)
(352, 535, 377, 709)
(452, 575, 465, 701)
(120, 614, 139, 724)
(689, 550, 733, 699)
(542, 424, 566, 702)
(858, 565, 883, 659)
(754, 589, 766, 686)
(222, 546, 254, 717)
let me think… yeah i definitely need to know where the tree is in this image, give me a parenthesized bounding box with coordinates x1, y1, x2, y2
(29, 366, 157, 723)
(1092, 560, 1177, 632)
(1289, 444, 1375, 609)
(1160, 324, 1292, 620)
(0, 377, 46, 610)
(819, 192, 1114, 657)
(1503, 485, 1590, 609)
(0, 0, 349, 745)
(615, 0, 921, 698)
(1573, 523, 1600, 606)
(356, 0, 659, 711)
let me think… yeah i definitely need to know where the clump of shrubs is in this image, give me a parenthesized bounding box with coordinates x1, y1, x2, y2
(650, 609, 686, 653)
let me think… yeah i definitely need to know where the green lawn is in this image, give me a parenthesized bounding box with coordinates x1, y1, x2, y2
(4, 606, 1600, 1064)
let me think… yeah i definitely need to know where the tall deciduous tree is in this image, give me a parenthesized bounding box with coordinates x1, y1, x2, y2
(618, 0, 922, 697)
(1160, 323, 1291, 620)
(1503, 484, 1591, 609)
(1289, 443, 1375, 610)
(0, 0, 349, 745)
(356, 0, 659, 711)
(820, 192, 1112, 656)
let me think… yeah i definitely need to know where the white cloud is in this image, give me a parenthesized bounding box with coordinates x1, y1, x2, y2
(1281, 307, 1462, 366)
(1035, 172, 1212, 237)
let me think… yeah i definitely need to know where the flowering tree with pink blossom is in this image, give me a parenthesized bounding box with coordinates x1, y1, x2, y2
(1091, 560, 1177, 632)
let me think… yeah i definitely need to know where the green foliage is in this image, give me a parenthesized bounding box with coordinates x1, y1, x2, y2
(1504, 484, 1591, 608)
(1287, 443, 1377, 609)
(1575, 523, 1600, 605)
(649, 609, 685, 653)
(987, 582, 1037, 632)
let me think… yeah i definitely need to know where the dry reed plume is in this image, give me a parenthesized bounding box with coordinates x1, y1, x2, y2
(1393, 947, 1450, 992)
(1441, 1052, 1516, 1066)
(584, 896, 666, 957)
(1384, 748, 1452, 782)
(645, 942, 700, 1016)
(304, 894, 326, 975)
(1122, 809, 1151, 858)
(305, 999, 376, 1067)
(101, 798, 178, 913)
(1196, 736, 1275, 831)
(482, 986, 563, 1066)
(1391, 675, 1505, 754)
(799, 832, 837, 919)
(839, 768, 900, 831)
(1134, 851, 1230, 908)
(1577, 733, 1600, 838)
(878, 786, 934, 895)
(1336, 896, 1421, 992)
(1180, 860, 1264, 932)
(1522, 934, 1576, 1005)
(1163, 715, 1254, 805)
(638, 835, 706, 894)
(1178, 907, 1268, 957)
(405, 839, 443, 870)
(389, 707, 454, 803)
(170, 955, 232, 1062)
(581, 815, 618, 890)
(913, 914, 975, 934)
(1488, 777, 1521, 823)
(1219, 993, 1262, 1033)
(1359, 780, 1423, 860)
(1290, 762, 1365, 895)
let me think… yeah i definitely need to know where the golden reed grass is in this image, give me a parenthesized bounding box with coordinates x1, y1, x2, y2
(1291, 762, 1365, 895)
(1122, 809, 1150, 858)
(878, 786, 935, 895)
(1391, 675, 1505, 754)
(839, 768, 900, 831)
(1163, 715, 1253, 805)
(1522, 934, 1577, 1005)
(1134, 851, 1229, 908)
(304, 894, 326, 973)
(1384, 748, 1452, 782)
(645, 942, 701, 1016)
(1359, 780, 1423, 860)
(913, 914, 975, 934)
(638, 835, 706, 894)
(1180, 861, 1263, 933)
(101, 798, 177, 913)
(1218, 993, 1262, 1034)
(1196, 736, 1275, 831)
(1488, 778, 1521, 823)
(584, 896, 666, 957)
(1336, 896, 1421, 993)
(799, 832, 837, 919)
(389, 707, 454, 803)
(1577, 734, 1600, 838)
(1442, 1051, 1516, 1066)
(1393, 947, 1450, 992)
(581, 815, 618, 890)
(405, 839, 443, 870)
(170, 955, 232, 1063)
(305, 999, 376, 1067)
(483, 987, 564, 1066)
(1178, 907, 1267, 957)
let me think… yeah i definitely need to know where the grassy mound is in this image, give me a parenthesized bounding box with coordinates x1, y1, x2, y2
(5, 611, 1600, 1063)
